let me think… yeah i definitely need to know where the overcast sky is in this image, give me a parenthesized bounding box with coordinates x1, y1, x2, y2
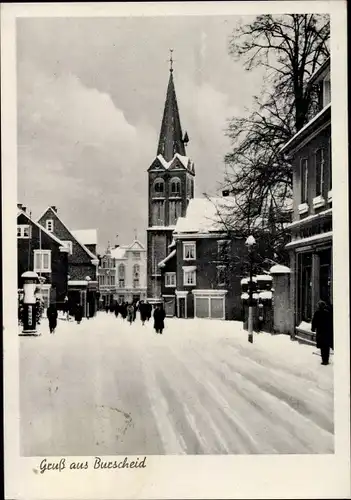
(17, 15, 263, 253)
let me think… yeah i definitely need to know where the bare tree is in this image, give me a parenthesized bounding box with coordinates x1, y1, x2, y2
(220, 14, 330, 265)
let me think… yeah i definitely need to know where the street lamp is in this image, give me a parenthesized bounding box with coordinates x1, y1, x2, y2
(245, 234, 256, 343)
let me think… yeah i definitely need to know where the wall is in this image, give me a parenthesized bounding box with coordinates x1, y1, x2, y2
(292, 125, 331, 221)
(17, 213, 68, 301)
(38, 209, 96, 281)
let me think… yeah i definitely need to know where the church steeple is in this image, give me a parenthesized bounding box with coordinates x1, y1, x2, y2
(157, 58, 186, 162)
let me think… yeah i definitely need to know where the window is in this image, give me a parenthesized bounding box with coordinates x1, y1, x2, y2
(133, 278, 140, 288)
(217, 265, 226, 286)
(315, 149, 325, 197)
(328, 138, 332, 191)
(217, 240, 230, 261)
(99, 275, 105, 286)
(170, 177, 181, 196)
(118, 264, 125, 288)
(183, 268, 196, 286)
(62, 240, 73, 255)
(133, 252, 141, 260)
(300, 158, 308, 203)
(133, 264, 140, 276)
(34, 250, 51, 272)
(183, 242, 196, 260)
(152, 201, 165, 226)
(46, 219, 54, 232)
(153, 178, 165, 196)
(17, 224, 31, 238)
(169, 200, 182, 225)
(165, 272, 176, 287)
(297, 252, 312, 323)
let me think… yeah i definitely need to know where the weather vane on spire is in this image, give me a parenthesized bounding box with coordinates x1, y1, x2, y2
(169, 49, 174, 72)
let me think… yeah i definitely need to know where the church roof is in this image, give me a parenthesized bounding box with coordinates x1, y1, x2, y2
(157, 70, 186, 162)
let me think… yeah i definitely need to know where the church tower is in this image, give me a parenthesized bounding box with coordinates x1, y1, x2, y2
(147, 57, 195, 301)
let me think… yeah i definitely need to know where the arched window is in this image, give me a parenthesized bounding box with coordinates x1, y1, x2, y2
(153, 178, 165, 196)
(170, 177, 181, 196)
(118, 264, 125, 288)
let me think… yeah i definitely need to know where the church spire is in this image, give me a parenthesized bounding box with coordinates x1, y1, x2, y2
(157, 53, 186, 162)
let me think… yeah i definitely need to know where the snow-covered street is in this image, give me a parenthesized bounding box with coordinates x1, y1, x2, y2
(20, 312, 334, 456)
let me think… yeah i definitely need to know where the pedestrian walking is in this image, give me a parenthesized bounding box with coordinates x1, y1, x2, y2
(114, 302, 120, 318)
(311, 300, 334, 365)
(105, 304, 109, 313)
(47, 303, 58, 334)
(133, 302, 137, 322)
(139, 300, 147, 325)
(127, 303, 134, 325)
(120, 302, 127, 320)
(153, 303, 165, 334)
(145, 301, 152, 322)
(63, 296, 70, 321)
(74, 302, 83, 324)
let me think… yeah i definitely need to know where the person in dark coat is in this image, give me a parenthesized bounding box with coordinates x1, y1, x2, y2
(114, 302, 119, 318)
(74, 303, 83, 324)
(133, 302, 138, 322)
(120, 302, 127, 320)
(139, 301, 147, 325)
(127, 303, 134, 325)
(145, 301, 152, 321)
(312, 300, 334, 365)
(47, 303, 58, 334)
(153, 304, 166, 334)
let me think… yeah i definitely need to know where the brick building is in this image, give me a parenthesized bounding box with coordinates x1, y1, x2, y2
(159, 197, 247, 320)
(17, 204, 69, 307)
(282, 58, 332, 343)
(147, 65, 195, 303)
(37, 206, 99, 317)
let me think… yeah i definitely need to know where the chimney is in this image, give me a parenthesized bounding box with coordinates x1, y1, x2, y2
(50, 206, 57, 213)
(17, 203, 23, 210)
(222, 190, 230, 197)
(114, 244, 119, 249)
(22, 205, 27, 212)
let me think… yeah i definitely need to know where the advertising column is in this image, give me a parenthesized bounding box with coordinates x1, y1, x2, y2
(21, 271, 39, 334)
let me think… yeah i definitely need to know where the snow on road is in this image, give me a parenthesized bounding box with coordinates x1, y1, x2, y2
(19, 313, 334, 456)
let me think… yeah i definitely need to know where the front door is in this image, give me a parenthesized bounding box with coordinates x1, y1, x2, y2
(178, 298, 186, 318)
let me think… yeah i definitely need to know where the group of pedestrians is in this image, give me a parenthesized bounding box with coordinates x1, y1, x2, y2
(104, 299, 166, 334)
(47, 301, 84, 334)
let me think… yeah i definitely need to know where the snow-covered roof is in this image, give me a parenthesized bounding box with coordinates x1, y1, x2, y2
(110, 246, 128, 259)
(18, 209, 66, 247)
(285, 231, 332, 249)
(37, 207, 98, 260)
(157, 153, 190, 170)
(71, 229, 97, 246)
(174, 197, 238, 235)
(308, 58, 330, 87)
(280, 103, 331, 154)
(158, 249, 176, 268)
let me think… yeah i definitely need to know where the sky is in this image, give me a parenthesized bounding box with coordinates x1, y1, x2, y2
(17, 15, 263, 253)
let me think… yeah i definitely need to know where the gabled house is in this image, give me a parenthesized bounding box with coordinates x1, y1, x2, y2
(37, 206, 99, 317)
(17, 204, 69, 307)
(281, 57, 332, 343)
(159, 196, 247, 320)
(110, 239, 147, 305)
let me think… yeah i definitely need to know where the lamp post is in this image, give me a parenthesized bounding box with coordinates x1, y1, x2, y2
(245, 235, 256, 343)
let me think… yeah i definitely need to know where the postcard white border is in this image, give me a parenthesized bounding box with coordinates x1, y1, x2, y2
(2, 1, 350, 499)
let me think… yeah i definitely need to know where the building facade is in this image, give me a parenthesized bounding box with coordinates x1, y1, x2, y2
(147, 66, 195, 303)
(38, 206, 99, 317)
(159, 197, 247, 320)
(282, 58, 332, 343)
(99, 239, 147, 305)
(17, 204, 69, 308)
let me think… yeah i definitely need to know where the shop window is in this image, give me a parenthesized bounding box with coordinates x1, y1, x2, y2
(319, 249, 332, 304)
(298, 252, 312, 323)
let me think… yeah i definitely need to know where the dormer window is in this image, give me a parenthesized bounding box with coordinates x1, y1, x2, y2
(46, 219, 54, 232)
(153, 178, 165, 197)
(170, 177, 181, 196)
